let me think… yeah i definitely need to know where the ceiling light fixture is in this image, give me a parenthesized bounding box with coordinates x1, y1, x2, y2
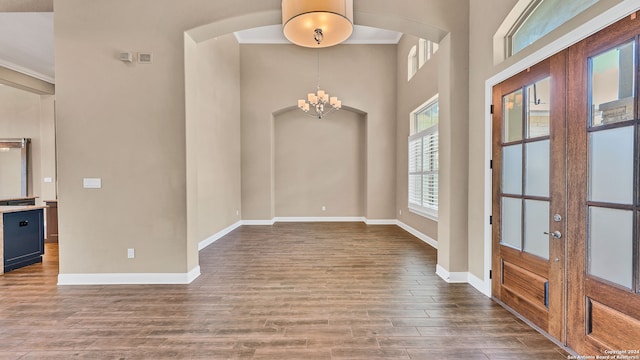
(297, 52, 342, 119)
(282, 0, 354, 48)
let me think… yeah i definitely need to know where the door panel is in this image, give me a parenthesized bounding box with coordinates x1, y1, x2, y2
(492, 53, 567, 342)
(566, 13, 640, 355)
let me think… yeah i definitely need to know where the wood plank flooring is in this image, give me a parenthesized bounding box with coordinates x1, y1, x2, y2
(0, 222, 571, 359)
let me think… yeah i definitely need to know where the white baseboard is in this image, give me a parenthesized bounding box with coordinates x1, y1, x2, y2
(198, 221, 242, 250)
(436, 264, 468, 283)
(396, 220, 438, 249)
(58, 265, 201, 285)
(243, 217, 397, 225)
(468, 272, 491, 297)
(365, 219, 398, 225)
(272, 217, 366, 223)
(241, 219, 276, 226)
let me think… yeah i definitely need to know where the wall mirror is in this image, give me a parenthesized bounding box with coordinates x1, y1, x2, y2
(0, 138, 30, 198)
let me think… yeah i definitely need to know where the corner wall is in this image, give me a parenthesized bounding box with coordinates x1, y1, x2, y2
(185, 33, 242, 266)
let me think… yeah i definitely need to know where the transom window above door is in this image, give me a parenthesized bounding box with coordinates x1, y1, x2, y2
(505, 0, 600, 56)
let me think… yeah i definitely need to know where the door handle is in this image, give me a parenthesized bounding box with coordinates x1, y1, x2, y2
(544, 231, 562, 239)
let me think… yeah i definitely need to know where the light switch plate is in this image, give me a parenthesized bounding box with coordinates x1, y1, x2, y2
(138, 52, 152, 64)
(83, 178, 102, 189)
(44, 177, 53, 183)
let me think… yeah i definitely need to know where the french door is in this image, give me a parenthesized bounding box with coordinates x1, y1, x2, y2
(493, 12, 640, 355)
(492, 52, 567, 342)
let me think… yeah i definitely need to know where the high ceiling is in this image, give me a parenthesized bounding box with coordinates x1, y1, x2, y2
(0, 10, 401, 85)
(0, 12, 54, 83)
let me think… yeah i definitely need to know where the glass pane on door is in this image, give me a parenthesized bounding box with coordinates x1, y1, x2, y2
(526, 77, 551, 138)
(525, 140, 550, 197)
(589, 126, 634, 204)
(504, 89, 524, 142)
(502, 144, 523, 195)
(590, 40, 635, 127)
(524, 199, 550, 259)
(588, 206, 633, 289)
(502, 197, 522, 250)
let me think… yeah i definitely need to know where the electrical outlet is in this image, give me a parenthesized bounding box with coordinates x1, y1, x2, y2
(236, 210, 240, 216)
(322, 206, 326, 211)
(127, 248, 135, 259)
(399, 209, 403, 215)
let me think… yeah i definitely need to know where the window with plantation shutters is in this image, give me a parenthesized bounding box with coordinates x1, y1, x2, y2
(408, 97, 438, 220)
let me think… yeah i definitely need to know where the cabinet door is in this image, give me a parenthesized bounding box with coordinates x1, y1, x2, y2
(3, 210, 44, 266)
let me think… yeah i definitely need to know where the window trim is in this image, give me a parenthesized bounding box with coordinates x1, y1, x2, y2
(408, 45, 418, 81)
(419, 38, 430, 68)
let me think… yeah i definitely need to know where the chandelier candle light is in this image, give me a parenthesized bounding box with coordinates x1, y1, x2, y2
(297, 53, 342, 119)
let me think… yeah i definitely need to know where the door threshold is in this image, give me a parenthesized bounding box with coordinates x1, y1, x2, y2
(492, 297, 577, 358)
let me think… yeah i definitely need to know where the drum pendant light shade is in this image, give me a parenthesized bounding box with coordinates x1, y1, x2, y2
(282, 0, 354, 48)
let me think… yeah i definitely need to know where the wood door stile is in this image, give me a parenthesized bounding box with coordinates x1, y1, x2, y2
(566, 35, 588, 355)
(548, 50, 567, 343)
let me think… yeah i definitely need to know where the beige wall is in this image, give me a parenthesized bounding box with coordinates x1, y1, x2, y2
(0, 148, 22, 196)
(55, 1, 192, 274)
(395, 34, 439, 240)
(53, 0, 473, 278)
(39, 95, 56, 202)
(274, 109, 365, 217)
(467, 0, 519, 280)
(0, 85, 56, 204)
(240, 44, 397, 221)
(185, 33, 242, 267)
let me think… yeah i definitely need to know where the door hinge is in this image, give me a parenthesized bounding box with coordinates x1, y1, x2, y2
(489, 215, 493, 225)
(489, 270, 492, 279)
(490, 104, 494, 114)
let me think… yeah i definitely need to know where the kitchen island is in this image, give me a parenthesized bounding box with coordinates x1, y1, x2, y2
(0, 206, 45, 274)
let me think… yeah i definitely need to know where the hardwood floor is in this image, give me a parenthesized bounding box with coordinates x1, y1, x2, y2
(0, 223, 571, 359)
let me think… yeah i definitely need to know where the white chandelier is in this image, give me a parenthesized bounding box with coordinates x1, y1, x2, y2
(297, 53, 342, 119)
(281, 0, 354, 48)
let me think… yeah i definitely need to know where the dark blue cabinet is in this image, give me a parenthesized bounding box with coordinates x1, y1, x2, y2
(3, 209, 44, 272)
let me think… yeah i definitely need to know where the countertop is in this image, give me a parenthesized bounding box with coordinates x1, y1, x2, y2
(0, 196, 38, 202)
(0, 206, 47, 214)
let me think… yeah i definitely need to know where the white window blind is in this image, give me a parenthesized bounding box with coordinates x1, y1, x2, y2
(408, 98, 438, 220)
